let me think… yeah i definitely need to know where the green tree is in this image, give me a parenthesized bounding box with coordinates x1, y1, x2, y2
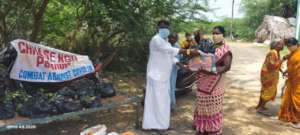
(0, 0, 50, 47)
(0, 0, 209, 72)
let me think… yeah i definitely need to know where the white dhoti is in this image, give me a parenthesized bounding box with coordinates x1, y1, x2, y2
(142, 77, 171, 129)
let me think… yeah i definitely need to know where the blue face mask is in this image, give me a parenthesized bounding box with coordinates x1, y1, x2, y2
(158, 28, 170, 39)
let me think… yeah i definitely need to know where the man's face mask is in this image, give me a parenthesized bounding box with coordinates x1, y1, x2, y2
(159, 28, 170, 39)
(212, 34, 224, 44)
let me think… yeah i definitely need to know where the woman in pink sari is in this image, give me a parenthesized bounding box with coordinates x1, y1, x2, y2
(190, 26, 232, 135)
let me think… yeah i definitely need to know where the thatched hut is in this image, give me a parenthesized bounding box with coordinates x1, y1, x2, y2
(255, 15, 295, 43)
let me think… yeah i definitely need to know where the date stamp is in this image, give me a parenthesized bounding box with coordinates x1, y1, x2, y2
(6, 125, 36, 129)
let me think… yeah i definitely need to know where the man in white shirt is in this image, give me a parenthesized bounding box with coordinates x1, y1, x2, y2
(142, 20, 186, 131)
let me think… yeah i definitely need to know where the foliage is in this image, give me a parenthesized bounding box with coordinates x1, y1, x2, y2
(211, 18, 256, 41)
(179, 18, 255, 41)
(0, 0, 209, 72)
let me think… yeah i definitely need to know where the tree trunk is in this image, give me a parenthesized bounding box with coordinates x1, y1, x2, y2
(0, 1, 15, 48)
(68, 18, 81, 51)
(67, 0, 90, 51)
(101, 50, 118, 70)
(30, 0, 49, 42)
(0, 17, 9, 49)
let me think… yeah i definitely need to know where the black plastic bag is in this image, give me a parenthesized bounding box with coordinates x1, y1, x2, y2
(0, 46, 17, 68)
(80, 96, 101, 108)
(22, 84, 39, 95)
(77, 86, 95, 97)
(0, 78, 6, 95)
(0, 101, 15, 120)
(70, 79, 95, 91)
(18, 97, 36, 117)
(69, 78, 96, 98)
(60, 100, 82, 113)
(53, 96, 82, 113)
(31, 99, 58, 118)
(98, 83, 116, 98)
(0, 65, 8, 97)
(3, 100, 16, 111)
(0, 107, 15, 120)
(80, 96, 95, 108)
(18, 105, 33, 118)
(90, 101, 102, 108)
(18, 97, 58, 118)
(0, 89, 5, 98)
(57, 87, 77, 98)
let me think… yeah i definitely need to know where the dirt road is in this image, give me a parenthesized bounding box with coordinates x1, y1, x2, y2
(1, 42, 299, 135)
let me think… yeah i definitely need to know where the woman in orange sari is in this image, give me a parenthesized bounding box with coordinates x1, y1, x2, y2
(256, 39, 285, 114)
(279, 38, 300, 129)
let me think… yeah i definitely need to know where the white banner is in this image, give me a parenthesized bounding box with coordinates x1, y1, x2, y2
(9, 39, 95, 82)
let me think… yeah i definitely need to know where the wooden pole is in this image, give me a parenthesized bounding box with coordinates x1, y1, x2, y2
(296, 0, 300, 39)
(230, 0, 235, 40)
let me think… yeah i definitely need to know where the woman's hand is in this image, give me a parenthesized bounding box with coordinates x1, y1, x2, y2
(176, 62, 190, 71)
(190, 49, 200, 57)
(180, 49, 199, 57)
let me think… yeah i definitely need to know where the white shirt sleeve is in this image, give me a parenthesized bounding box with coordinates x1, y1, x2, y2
(152, 36, 179, 57)
(173, 56, 179, 64)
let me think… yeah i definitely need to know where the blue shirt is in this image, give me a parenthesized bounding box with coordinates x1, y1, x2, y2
(196, 39, 215, 54)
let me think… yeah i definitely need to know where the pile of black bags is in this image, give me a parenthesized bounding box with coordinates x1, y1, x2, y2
(0, 101, 15, 120)
(0, 65, 15, 120)
(0, 68, 117, 120)
(0, 46, 117, 120)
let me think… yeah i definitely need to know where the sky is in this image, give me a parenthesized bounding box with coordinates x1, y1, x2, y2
(205, 0, 245, 21)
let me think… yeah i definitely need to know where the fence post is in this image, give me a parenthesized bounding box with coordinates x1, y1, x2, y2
(296, 0, 300, 39)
